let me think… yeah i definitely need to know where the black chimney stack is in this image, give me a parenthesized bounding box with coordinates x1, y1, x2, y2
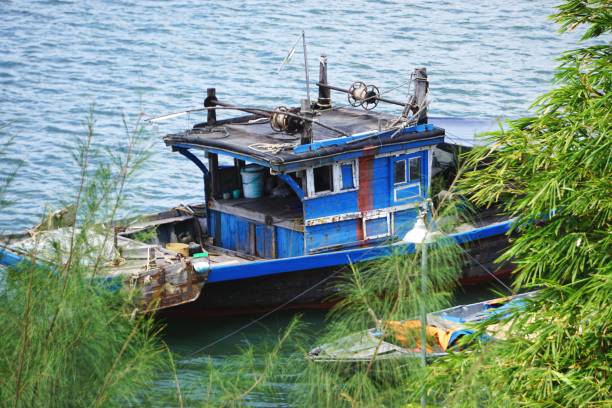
(204, 88, 218, 125)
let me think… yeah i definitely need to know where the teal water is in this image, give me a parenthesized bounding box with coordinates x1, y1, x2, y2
(0, 1, 584, 406)
(0, 0, 584, 232)
(158, 285, 510, 406)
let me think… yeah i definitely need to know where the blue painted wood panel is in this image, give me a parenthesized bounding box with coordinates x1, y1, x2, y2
(305, 219, 360, 253)
(210, 210, 251, 253)
(365, 216, 389, 238)
(394, 184, 421, 202)
(255, 224, 275, 258)
(276, 227, 304, 258)
(303, 191, 359, 220)
(371, 156, 391, 209)
(206, 218, 515, 283)
(210, 209, 304, 258)
(341, 163, 354, 189)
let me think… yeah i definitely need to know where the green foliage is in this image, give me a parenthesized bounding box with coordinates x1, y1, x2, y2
(143, 317, 305, 408)
(290, 212, 464, 407)
(424, 2, 612, 406)
(130, 227, 159, 244)
(0, 109, 172, 407)
(0, 264, 167, 408)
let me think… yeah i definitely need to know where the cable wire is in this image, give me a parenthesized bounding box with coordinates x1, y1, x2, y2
(189, 268, 342, 355)
(436, 228, 514, 294)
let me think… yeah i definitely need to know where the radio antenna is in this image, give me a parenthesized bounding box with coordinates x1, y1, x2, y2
(302, 30, 311, 105)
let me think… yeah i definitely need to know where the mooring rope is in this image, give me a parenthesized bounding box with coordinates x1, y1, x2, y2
(248, 142, 298, 155)
(188, 268, 342, 355)
(189, 227, 512, 356)
(436, 229, 514, 294)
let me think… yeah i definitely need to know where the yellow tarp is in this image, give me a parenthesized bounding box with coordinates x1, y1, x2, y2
(386, 320, 457, 352)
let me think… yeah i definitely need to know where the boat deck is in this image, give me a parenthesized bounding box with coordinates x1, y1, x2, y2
(208, 196, 304, 231)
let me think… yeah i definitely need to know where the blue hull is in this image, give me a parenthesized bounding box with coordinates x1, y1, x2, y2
(164, 219, 515, 316)
(1, 219, 514, 315)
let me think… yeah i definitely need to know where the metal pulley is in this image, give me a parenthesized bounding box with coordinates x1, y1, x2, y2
(347, 81, 380, 110)
(269, 106, 303, 134)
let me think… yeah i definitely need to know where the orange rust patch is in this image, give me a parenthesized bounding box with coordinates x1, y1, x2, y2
(357, 155, 374, 241)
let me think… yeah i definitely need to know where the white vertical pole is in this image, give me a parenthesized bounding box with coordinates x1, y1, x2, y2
(420, 238, 428, 407)
(420, 205, 429, 408)
(302, 30, 311, 104)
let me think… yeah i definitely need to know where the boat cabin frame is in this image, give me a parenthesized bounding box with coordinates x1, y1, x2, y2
(164, 62, 445, 260)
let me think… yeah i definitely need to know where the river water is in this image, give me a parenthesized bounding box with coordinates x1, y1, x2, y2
(1, 0, 583, 406)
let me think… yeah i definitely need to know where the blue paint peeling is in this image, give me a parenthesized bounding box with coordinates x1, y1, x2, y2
(209, 209, 304, 258)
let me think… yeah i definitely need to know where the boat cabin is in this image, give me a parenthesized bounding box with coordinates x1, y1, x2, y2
(164, 61, 445, 259)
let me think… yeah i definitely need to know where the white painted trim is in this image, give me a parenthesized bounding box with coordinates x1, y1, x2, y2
(332, 163, 342, 192)
(394, 182, 421, 202)
(304, 202, 419, 226)
(305, 167, 314, 197)
(363, 213, 390, 240)
(305, 159, 359, 198)
(374, 145, 432, 160)
(335, 159, 359, 191)
(408, 157, 421, 182)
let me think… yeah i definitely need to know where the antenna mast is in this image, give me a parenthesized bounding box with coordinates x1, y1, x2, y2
(302, 30, 311, 105)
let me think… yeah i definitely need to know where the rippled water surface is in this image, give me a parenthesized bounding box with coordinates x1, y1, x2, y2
(1, 0, 582, 232)
(1, 0, 584, 405)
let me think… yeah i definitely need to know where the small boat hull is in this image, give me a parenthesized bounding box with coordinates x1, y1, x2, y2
(308, 292, 535, 365)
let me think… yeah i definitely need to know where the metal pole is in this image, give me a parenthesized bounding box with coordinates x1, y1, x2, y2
(302, 30, 311, 105)
(420, 238, 428, 408)
(301, 99, 313, 145)
(419, 206, 428, 408)
(316, 82, 407, 107)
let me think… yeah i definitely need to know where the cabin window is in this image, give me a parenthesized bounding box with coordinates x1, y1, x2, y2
(339, 162, 356, 190)
(313, 165, 333, 193)
(394, 159, 406, 184)
(409, 157, 421, 181)
(306, 160, 359, 197)
(363, 214, 390, 240)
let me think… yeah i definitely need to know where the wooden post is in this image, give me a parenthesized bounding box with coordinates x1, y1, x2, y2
(414, 68, 428, 124)
(301, 99, 313, 145)
(205, 88, 218, 125)
(317, 54, 331, 109)
(234, 159, 245, 192)
(208, 152, 220, 199)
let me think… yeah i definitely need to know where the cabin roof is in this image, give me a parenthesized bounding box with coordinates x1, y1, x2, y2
(164, 107, 445, 169)
(429, 117, 503, 148)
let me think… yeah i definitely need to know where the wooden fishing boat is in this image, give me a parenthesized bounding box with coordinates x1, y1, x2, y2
(0, 57, 515, 315)
(307, 292, 535, 364)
